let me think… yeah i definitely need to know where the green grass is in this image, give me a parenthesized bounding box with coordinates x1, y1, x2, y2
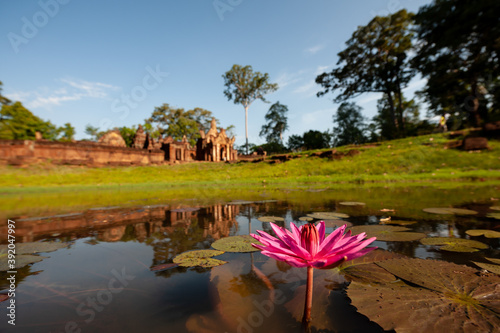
(1, 133, 499, 190)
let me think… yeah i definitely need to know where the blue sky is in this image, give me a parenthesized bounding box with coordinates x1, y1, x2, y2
(1, 0, 432, 145)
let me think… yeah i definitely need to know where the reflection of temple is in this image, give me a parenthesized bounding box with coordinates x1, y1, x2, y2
(196, 118, 237, 162)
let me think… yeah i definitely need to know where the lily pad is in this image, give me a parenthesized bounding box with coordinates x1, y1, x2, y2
(0, 254, 48, 271)
(173, 249, 226, 268)
(298, 216, 313, 221)
(307, 212, 350, 220)
(257, 216, 285, 222)
(473, 261, 500, 275)
(490, 206, 500, 211)
(486, 257, 500, 265)
(211, 235, 262, 253)
(335, 249, 406, 283)
(423, 207, 478, 215)
(323, 219, 353, 228)
(348, 225, 426, 242)
(487, 213, 500, 220)
(420, 237, 488, 252)
(466, 229, 500, 238)
(381, 219, 417, 226)
(339, 201, 365, 206)
(348, 258, 500, 332)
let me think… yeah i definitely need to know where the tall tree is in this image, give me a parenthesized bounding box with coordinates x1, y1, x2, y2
(84, 124, 104, 141)
(58, 123, 76, 142)
(287, 134, 304, 152)
(146, 104, 218, 146)
(373, 94, 420, 140)
(332, 102, 367, 146)
(316, 9, 415, 137)
(0, 81, 11, 106)
(223, 64, 279, 154)
(259, 101, 289, 144)
(412, 0, 500, 126)
(303, 130, 331, 150)
(0, 102, 58, 140)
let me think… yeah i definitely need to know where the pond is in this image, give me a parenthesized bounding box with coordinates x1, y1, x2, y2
(1, 184, 499, 332)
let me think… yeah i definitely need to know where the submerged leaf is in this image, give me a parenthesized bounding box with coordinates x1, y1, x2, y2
(466, 229, 500, 238)
(420, 237, 488, 252)
(473, 262, 500, 275)
(489, 206, 500, 211)
(349, 225, 426, 242)
(211, 235, 261, 253)
(173, 250, 226, 268)
(323, 219, 353, 228)
(150, 263, 179, 271)
(0, 254, 48, 271)
(487, 213, 500, 220)
(423, 207, 478, 215)
(348, 258, 500, 332)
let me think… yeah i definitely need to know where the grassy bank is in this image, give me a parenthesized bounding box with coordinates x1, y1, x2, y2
(1, 133, 499, 190)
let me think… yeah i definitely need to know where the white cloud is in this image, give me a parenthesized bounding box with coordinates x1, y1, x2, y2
(292, 80, 317, 97)
(275, 70, 306, 89)
(305, 43, 326, 55)
(7, 78, 120, 109)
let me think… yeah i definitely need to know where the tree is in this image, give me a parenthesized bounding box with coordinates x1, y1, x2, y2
(332, 102, 367, 146)
(0, 81, 11, 106)
(316, 9, 415, 137)
(58, 123, 75, 142)
(84, 124, 105, 141)
(259, 101, 289, 144)
(0, 102, 58, 140)
(146, 104, 218, 146)
(119, 126, 137, 147)
(287, 134, 304, 151)
(412, 0, 500, 126)
(223, 64, 279, 154)
(303, 130, 331, 150)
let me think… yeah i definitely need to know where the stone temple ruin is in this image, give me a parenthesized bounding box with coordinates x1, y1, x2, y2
(0, 118, 238, 166)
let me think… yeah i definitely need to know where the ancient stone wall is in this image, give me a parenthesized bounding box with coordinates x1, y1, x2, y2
(0, 140, 164, 166)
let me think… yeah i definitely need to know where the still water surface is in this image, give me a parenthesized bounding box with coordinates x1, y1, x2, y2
(1, 185, 499, 332)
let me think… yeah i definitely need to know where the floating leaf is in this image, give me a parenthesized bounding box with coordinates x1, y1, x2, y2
(323, 219, 353, 228)
(173, 249, 226, 268)
(490, 206, 500, 211)
(299, 216, 313, 221)
(381, 219, 417, 226)
(380, 208, 395, 212)
(487, 213, 500, 220)
(420, 237, 488, 252)
(486, 257, 500, 265)
(348, 225, 426, 242)
(473, 262, 500, 275)
(0, 255, 47, 271)
(211, 235, 261, 253)
(423, 207, 478, 215)
(307, 212, 349, 220)
(348, 258, 500, 332)
(257, 216, 284, 222)
(466, 229, 500, 238)
(335, 249, 406, 283)
(0, 242, 68, 255)
(339, 201, 365, 206)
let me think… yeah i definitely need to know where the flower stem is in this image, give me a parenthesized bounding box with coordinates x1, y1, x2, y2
(302, 266, 314, 330)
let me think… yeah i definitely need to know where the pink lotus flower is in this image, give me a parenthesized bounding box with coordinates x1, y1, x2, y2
(251, 221, 377, 327)
(251, 221, 377, 269)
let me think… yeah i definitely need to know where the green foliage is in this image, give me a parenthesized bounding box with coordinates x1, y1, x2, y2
(254, 142, 288, 155)
(303, 130, 331, 150)
(223, 64, 279, 153)
(287, 134, 304, 151)
(58, 123, 75, 142)
(373, 94, 423, 140)
(84, 124, 105, 141)
(333, 102, 367, 146)
(118, 126, 137, 147)
(317, 9, 415, 137)
(0, 81, 12, 106)
(146, 104, 217, 146)
(259, 101, 289, 144)
(413, 0, 500, 126)
(0, 102, 59, 140)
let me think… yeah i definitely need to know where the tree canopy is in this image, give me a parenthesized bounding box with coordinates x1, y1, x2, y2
(316, 9, 415, 137)
(223, 64, 278, 153)
(146, 104, 219, 146)
(0, 102, 59, 140)
(259, 101, 289, 144)
(332, 102, 367, 147)
(412, 0, 500, 126)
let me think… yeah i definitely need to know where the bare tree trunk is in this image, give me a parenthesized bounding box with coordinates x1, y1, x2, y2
(245, 105, 249, 154)
(386, 91, 398, 134)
